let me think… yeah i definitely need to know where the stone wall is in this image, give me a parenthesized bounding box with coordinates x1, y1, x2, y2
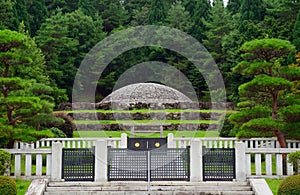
(74, 123, 219, 131)
(57, 102, 229, 131)
(57, 101, 234, 111)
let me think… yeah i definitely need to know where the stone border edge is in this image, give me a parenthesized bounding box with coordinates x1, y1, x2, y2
(249, 179, 273, 195)
(25, 179, 48, 195)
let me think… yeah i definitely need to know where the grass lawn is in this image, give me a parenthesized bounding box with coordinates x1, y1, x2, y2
(15, 179, 31, 195)
(10, 155, 47, 176)
(265, 178, 283, 195)
(250, 155, 277, 175)
(73, 130, 220, 138)
(73, 119, 220, 125)
(55, 109, 229, 114)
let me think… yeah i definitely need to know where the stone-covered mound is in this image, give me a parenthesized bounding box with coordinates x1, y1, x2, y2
(100, 83, 197, 109)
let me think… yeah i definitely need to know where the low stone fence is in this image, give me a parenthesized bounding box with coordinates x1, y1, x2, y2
(245, 148, 299, 178)
(168, 135, 300, 149)
(3, 134, 299, 181)
(13, 134, 300, 150)
(13, 135, 126, 149)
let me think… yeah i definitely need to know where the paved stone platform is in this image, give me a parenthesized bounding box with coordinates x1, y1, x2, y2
(44, 181, 255, 195)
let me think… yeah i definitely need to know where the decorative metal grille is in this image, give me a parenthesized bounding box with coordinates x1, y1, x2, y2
(202, 147, 236, 181)
(62, 147, 95, 181)
(107, 148, 148, 181)
(107, 147, 190, 181)
(150, 147, 190, 181)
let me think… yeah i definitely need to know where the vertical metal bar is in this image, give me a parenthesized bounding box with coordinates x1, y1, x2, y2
(147, 150, 151, 194)
(147, 140, 151, 193)
(61, 148, 65, 180)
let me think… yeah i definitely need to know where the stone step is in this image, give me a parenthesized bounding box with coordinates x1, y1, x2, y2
(45, 182, 254, 195)
(46, 186, 252, 191)
(48, 181, 250, 187)
(44, 191, 254, 195)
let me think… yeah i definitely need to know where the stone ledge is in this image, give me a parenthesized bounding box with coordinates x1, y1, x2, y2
(25, 179, 48, 195)
(248, 179, 273, 195)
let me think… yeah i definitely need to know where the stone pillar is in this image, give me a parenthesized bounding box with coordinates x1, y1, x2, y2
(95, 140, 107, 182)
(51, 142, 63, 181)
(120, 133, 127, 148)
(167, 133, 175, 148)
(235, 142, 247, 182)
(190, 140, 202, 181)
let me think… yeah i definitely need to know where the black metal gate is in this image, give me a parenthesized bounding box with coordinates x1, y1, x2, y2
(62, 147, 95, 181)
(202, 147, 236, 181)
(108, 138, 189, 181)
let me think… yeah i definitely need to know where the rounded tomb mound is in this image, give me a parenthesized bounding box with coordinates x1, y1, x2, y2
(99, 83, 197, 110)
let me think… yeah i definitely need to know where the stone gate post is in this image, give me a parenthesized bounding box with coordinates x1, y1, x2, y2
(235, 142, 246, 182)
(51, 142, 63, 181)
(95, 140, 108, 182)
(190, 140, 203, 182)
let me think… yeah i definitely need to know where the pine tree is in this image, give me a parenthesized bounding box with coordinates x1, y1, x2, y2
(165, 1, 192, 32)
(0, 0, 15, 29)
(231, 38, 297, 146)
(0, 29, 56, 147)
(226, 0, 241, 15)
(78, 0, 95, 16)
(12, 0, 30, 31)
(240, 0, 265, 23)
(293, 9, 300, 51)
(124, 0, 150, 21)
(148, 0, 168, 24)
(238, 0, 266, 40)
(182, 0, 198, 17)
(35, 9, 79, 97)
(203, 0, 231, 64)
(131, 3, 151, 26)
(27, 0, 48, 36)
(190, 0, 211, 42)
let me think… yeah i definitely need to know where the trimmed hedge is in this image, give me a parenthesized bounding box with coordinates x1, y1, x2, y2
(0, 150, 11, 175)
(288, 151, 300, 174)
(278, 175, 300, 195)
(0, 176, 17, 195)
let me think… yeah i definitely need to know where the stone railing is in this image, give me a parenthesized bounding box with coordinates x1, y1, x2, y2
(13, 134, 127, 149)
(14, 133, 300, 150)
(245, 148, 299, 178)
(3, 148, 52, 179)
(168, 134, 300, 149)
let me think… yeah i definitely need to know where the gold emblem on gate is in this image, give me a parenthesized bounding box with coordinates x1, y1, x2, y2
(135, 142, 140, 148)
(155, 142, 160, 148)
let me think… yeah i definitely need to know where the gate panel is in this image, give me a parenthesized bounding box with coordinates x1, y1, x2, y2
(62, 147, 95, 181)
(108, 148, 148, 181)
(107, 147, 190, 181)
(203, 147, 235, 181)
(151, 148, 190, 181)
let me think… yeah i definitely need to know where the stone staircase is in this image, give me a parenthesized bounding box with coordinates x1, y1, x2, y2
(44, 181, 255, 195)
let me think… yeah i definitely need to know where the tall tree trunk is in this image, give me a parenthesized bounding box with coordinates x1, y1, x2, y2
(275, 130, 287, 175)
(272, 92, 287, 175)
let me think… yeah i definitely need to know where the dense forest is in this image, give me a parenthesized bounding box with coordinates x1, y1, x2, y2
(1, 0, 300, 101)
(1, 0, 300, 147)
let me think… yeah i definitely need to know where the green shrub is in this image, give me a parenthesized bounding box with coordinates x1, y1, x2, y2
(288, 151, 300, 174)
(278, 175, 300, 195)
(0, 176, 17, 195)
(50, 127, 67, 138)
(52, 113, 75, 137)
(0, 150, 11, 175)
(219, 114, 235, 137)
